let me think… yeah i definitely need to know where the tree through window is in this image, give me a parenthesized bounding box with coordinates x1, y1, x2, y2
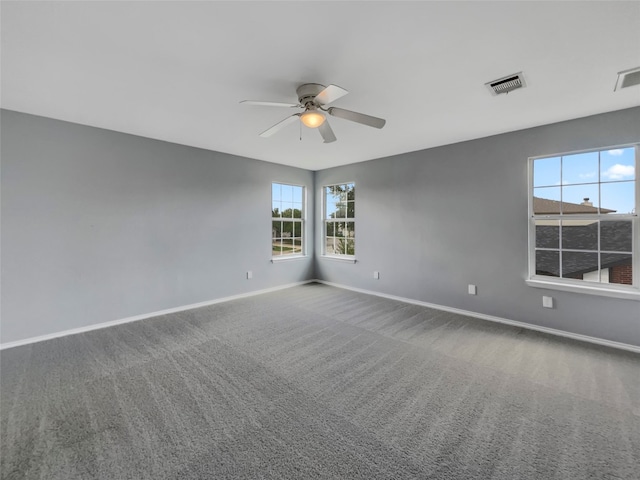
(272, 183, 304, 257)
(324, 183, 355, 256)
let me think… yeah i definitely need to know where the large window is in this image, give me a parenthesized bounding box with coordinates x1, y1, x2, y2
(529, 145, 638, 298)
(323, 183, 355, 257)
(272, 183, 304, 257)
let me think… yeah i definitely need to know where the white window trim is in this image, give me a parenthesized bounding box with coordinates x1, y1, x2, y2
(319, 255, 357, 264)
(271, 255, 309, 263)
(527, 143, 640, 300)
(322, 181, 356, 261)
(271, 181, 307, 260)
(526, 278, 640, 300)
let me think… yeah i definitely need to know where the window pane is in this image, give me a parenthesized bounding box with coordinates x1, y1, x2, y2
(602, 253, 633, 285)
(347, 183, 355, 201)
(272, 238, 283, 256)
(336, 222, 346, 238)
(326, 198, 338, 219)
(534, 157, 561, 188)
(535, 220, 559, 249)
(562, 251, 598, 280)
(325, 222, 337, 254)
(345, 238, 355, 255)
(562, 219, 597, 251)
(334, 237, 343, 254)
(326, 185, 341, 199)
(293, 202, 302, 218)
(601, 148, 635, 182)
(272, 201, 282, 217)
(601, 181, 635, 215)
(346, 221, 355, 239)
(536, 250, 559, 277)
(562, 151, 599, 185)
(292, 185, 303, 203)
(280, 202, 293, 217)
(338, 185, 347, 202)
(347, 200, 355, 219)
(272, 221, 282, 238)
(293, 222, 302, 238)
(272, 183, 281, 202)
(281, 184, 293, 202)
(282, 221, 293, 239)
(326, 240, 337, 255)
(533, 187, 561, 214)
(331, 200, 346, 218)
(282, 236, 294, 254)
(326, 221, 335, 237)
(293, 239, 303, 254)
(600, 220, 632, 252)
(561, 184, 599, 212)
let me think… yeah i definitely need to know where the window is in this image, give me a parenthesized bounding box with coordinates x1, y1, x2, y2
(528, 145, 638, 298)
(272, 183, 304, 257)
(323, 183, 355, 257)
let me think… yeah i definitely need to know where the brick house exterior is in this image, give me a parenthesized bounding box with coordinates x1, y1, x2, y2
(611, 264, 633, 285)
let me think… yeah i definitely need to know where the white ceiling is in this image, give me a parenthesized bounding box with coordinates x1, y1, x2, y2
(2, 1, 639, 170)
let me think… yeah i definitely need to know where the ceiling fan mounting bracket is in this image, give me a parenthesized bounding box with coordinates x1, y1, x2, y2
(296, 83, 326, 106)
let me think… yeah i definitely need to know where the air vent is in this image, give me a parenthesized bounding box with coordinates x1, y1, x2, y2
(614, 66, 640, 91)
(485, 72, 526, 96)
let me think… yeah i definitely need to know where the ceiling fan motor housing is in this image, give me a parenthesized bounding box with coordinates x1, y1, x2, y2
(296, 83, 326, 107)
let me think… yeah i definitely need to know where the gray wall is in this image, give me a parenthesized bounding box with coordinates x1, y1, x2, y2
(1, 110, 314, 344)
(3, 107, 638, 347)
(315, 107, 640, 347)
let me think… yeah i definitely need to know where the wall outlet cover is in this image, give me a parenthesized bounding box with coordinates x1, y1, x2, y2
(468, 284, 477, 295)
(373, 271, 380, 279)
(543, 296, 553, 308)
(247, 271, 253, 279)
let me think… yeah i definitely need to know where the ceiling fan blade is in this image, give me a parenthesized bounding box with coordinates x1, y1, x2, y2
(328, 107, 386, 129)
(317, 120, 337, 143)
(259, 114, 300, 137)
(241, 100, 300, 108)
(314, 84, 349, 105)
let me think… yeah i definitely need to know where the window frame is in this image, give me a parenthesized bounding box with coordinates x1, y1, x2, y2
(526, 143, 640, 300)
(271, 181, 306, 261)
(322, 181, 356, 261)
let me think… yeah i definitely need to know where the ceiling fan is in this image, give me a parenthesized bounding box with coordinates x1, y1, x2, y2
(240, 83, 386, 143)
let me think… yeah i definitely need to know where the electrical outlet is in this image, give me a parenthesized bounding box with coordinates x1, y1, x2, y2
(543, 296, 553, 308)
(373, 271, 380, 279)
(468, 284, 477, 295)
(247, 271, 253, 279)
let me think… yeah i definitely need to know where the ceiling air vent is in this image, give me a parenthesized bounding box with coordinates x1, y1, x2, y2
(485, 72, 526, 96)
(614, 66, 640, 91)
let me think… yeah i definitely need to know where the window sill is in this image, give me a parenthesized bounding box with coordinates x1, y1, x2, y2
(271, 255, 308, 263)
(526, 278, 640, 301)
(320, 255, 357, 264)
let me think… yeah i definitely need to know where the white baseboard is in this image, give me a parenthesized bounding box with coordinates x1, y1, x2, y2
(0, 280, 315, 351)
(314, 279, 640, 354)
(4, 279, 638, 354)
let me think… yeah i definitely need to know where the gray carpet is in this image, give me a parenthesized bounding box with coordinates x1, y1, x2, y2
(1, 283, 639, 479)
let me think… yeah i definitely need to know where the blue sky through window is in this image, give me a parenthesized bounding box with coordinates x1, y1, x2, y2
(272, 183, 303, 216)
(534, 147, 636, 214)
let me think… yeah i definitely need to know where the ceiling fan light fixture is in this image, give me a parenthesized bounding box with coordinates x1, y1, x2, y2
(300, 110, 326, 128)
